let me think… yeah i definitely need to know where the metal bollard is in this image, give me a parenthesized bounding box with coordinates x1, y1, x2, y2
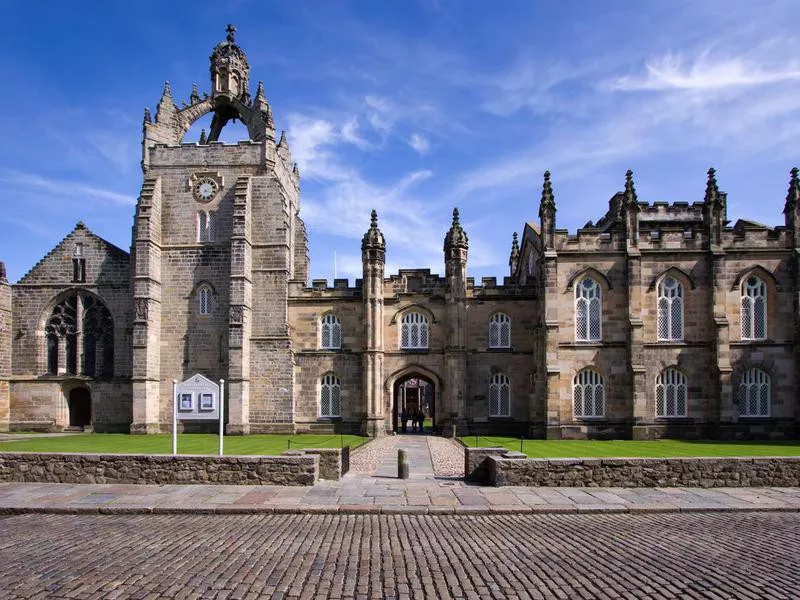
(398, 449, 409, 479)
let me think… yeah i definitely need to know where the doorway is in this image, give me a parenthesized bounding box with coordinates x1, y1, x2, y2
(68, 387, 91, 429)
(393, 375, 435, 434)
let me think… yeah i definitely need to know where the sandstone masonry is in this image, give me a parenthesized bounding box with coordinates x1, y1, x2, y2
(1, 26, 799, 441)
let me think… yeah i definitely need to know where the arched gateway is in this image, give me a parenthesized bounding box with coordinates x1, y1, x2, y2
(385, 366, 441, 434)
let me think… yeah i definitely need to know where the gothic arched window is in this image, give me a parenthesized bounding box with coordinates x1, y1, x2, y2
(657, 276, 684, 341)
(320, 373, 341, 417)
(573, 369, 604, 418)
(738, 368, 770, 417)
(741, 275, 767, 341)
(489, 313, 511, 348)
(401, 312, 429, 350)
(320, 314, 342, 350)
(656, 368, 687, 417)
(44, 293, 113, 378)
(489, 373, 511, 417)
(575, 277, 601, 342)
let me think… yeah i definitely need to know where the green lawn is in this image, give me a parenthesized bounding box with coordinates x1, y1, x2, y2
(461, 436, 800, 458)
(0, 433, 367, 456)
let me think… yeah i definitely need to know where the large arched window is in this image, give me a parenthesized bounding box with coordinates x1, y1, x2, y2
(573, 369, 604, 418)
(656, 368, 687, 417)
(489, 373, 510, 417)
(738, 368, 770, 417)
(198, 286, 212, 315)
(45, 293, 113, 377)
(320, 314, 342, 349)
(320, 373, 341, 417)
(741, 275, 767, 341)
(489, 313, 511, 348)
(575, 277, 601, 342)
(401, 312, 429, 350)
(657, 276, 683, 341)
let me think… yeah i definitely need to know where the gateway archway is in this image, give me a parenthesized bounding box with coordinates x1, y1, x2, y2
(390, 370, 438, 434)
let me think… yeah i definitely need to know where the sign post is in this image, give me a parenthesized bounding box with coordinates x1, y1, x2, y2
(172, 379, 178, 456)
(174, 374, 223, 456)
(219, 379, 225, 457)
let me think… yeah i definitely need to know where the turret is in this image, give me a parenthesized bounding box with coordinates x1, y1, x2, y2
(444, 208, 468, 272)
(361, 210, 386, 436)
(538, 171, 556, 249)
(509, 232, 520, 276)
(361, 209, 386, 265)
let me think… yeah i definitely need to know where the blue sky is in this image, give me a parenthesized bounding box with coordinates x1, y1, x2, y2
(1, 0, 798, 283)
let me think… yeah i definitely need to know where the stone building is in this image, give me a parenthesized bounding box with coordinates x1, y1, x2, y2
(0, 27, 798, 439)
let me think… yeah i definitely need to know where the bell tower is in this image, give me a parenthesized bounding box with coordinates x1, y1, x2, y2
(131, 26, 306, 434)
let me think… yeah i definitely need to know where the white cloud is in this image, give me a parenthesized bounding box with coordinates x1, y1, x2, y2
(608, 52, 800, 92)
(340, 117, 374, 150)
(409, 133, 431, 155)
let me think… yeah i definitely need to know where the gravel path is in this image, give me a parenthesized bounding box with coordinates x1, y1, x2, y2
(427, 436, 464, 477)
(348, 435, 404, 474)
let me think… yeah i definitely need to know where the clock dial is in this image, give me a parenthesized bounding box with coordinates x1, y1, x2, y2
(195, 177, 218, 201)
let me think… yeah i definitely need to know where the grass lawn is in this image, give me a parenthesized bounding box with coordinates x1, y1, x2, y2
(461, 436, 800, 458)
(0, 433, 367, 456)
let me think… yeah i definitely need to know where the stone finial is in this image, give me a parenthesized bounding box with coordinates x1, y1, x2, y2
(75, 221, 86, 230)
(256, 81, 266, 101)
(278, 130, 287, 146)
(226, 23, 236, 44)
(0, 261, 6, 282)
(362, 209, 386, 253)
(704, 167, 721, 206)
(624, 169, 638, 205)
(540, 171, 555, 209)
(143, 107, 151, 124)
(444, 207, 469, 251)
(163, 80, 172, 97)
(199, 128, 207, 144)
(785, 167, 800, 214)
(509, 232, 520, 274)
(292, 162, 300, 177)
(190, 83, 200, 104)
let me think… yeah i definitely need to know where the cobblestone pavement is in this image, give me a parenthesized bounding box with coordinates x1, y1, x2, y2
(0, 511, 797, 599)
(350, 434, 463, 478)
(349, 435, 404, 475)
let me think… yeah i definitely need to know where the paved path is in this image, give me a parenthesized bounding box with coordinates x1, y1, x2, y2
(1, 480, 799, 515)
(1, 511, 798, 599)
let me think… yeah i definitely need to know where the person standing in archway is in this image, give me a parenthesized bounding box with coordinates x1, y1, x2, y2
(401, 409, 409, 434)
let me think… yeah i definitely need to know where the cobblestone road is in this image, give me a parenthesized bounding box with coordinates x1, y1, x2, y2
(1, 512, 797, 599)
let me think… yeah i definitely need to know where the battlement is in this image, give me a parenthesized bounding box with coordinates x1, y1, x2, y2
(637, 201, 705, 222)
(148, 140, 266, 167)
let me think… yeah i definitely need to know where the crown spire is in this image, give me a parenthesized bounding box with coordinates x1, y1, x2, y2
(226, 23, 236, 43)
(624, 169, 638, 206)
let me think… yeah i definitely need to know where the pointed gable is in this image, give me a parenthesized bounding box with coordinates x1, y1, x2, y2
(16, 222, 129, 286)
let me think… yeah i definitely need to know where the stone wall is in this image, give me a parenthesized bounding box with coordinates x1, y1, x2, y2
(0, 452, 319, 486)
(283, 446, 349, 480)
(485, 454, 800, 487)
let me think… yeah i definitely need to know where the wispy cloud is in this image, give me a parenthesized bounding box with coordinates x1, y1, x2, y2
(608, 51, 800, 92)
(0, 169, 135, 205)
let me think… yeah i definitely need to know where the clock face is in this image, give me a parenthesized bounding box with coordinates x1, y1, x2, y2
(195, 178, 218, 202)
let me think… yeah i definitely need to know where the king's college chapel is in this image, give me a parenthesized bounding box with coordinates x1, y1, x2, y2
(1, 27, 798, 440)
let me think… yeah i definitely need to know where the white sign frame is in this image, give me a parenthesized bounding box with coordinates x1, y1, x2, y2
(172, 375, 225, 457)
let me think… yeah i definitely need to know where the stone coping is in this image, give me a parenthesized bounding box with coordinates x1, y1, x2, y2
(1, 504, 798, 516)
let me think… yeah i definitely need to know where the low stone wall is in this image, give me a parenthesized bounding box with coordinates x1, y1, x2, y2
(282, 447, 349, 480)
(0, 453, 319, 486)
(464, 447, 507, 483)
(487, 455, 800, 487)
